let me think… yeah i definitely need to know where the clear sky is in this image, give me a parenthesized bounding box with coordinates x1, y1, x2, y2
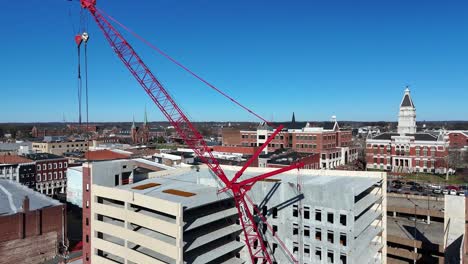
(1, 0, 467, 123)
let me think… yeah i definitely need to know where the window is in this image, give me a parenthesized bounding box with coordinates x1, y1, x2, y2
(59, 171, 63, 179)
(48, 164, 52, 169)
(340, 214, 347, 226)
(43, 164, 46, 170)
(340, 233, 347, 246)
(304, 244, 310, 255)
(64, 162, 68, 168)
(327, 212, 334, 224)
(37, 165, 41, 171)
(315, 210, 322, 221)
(315, 248, 322, 261)
(86, 200, 89, 208)
(315, 229, 322, 241)
(293, 223, 298, 235)
(423, 160, 427, 168)
(304, 225, 310, 237)
(273, 225, 278, 235)
(259, 135, 266, 140)
(86, 183, 89, 191)
(37, 174, 41, 182)
(340, 255, 347, 264)
(48, 173, 52, 180)
(272, 207, 278, 219)
(293, 242, 298, 254)
(327, 251, 334, 263)
(59, 163, 63, 168)
(54, 172, 58, 179)
(86, 235, 89, 243)
(115, 174, 119, 186)
(53, 163, 57, 169)
(416, 148, 420, 156)
(423, 147, 428, 156)
(327, 231, 334, 244)
(293, 205, 298, 217)
(86, 218, 89, 226)
(304, 206, 310, 219)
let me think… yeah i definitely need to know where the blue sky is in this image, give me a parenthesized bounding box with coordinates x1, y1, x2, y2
(1, 0, 467, 123)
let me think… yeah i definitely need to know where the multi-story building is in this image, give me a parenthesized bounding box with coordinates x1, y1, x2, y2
(366, 88, 450, 174)
(82, 164, 386, 264)
(0, 179, 67, 263)
(225, 115, 358, 169)
(32, 140, 89, 156)
(446, 131, 468, 149)
(25, 153, 68, 195)
(0, 155, 36, 189)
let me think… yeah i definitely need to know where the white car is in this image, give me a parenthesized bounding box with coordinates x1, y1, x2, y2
(457, 191, 466, 196)
(429, 184, 441, 189)
(442, 189, 449, 195)
(449, 189, 457, 195)
(433, 189, 442, 194)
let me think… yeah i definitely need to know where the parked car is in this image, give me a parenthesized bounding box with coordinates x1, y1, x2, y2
(428, 184, 441, 189)
(449, 189, 457, 195)
(442, 189, 449, 195)
(433, 189, 442, 194)
(446, 185, 459, 191)
(457, 191, 466, 196)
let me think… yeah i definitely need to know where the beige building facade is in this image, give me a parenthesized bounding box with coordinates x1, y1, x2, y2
(32, 140, 89, 156)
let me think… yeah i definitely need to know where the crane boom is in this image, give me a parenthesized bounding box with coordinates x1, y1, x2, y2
(80, 1, 304, 263)
(84, 3, 230, 186)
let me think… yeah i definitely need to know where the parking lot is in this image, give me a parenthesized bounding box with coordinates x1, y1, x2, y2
(387, 179, 467, 197)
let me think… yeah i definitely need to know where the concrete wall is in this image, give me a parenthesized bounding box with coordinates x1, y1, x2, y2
(444, 195, 466, 263)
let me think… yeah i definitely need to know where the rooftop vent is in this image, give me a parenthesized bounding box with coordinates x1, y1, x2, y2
(131, 182, 161, 190)
(162, 189, 196, 197)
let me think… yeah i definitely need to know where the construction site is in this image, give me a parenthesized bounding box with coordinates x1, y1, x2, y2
(1, 0, 467, 264)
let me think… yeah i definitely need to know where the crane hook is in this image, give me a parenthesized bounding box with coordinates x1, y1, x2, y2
(81, 32, 89, 43)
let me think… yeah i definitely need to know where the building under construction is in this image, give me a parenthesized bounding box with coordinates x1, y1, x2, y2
(82, 163, 386, 264)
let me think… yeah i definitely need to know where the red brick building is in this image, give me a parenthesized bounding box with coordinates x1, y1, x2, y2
(0, 179, 67, 263)
(366, 88, 450, 174)
(25, 153, 68, 195)
(223, 115, 357, 169)
(447, 131, 468, 149)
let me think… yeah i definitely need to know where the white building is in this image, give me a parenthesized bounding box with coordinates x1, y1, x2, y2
(83, 165, 386, 264)
(397, 88, 417, 135)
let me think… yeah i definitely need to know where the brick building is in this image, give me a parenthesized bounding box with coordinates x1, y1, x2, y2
(366, 88, 450, 174)
(25, 153, 69, 195)
(0, 179, 67, 263)
(131, 117, 150, 144)
(446, 131, 468, 149)
(0, 155, 36, 189)
(223, 115, 357, 169)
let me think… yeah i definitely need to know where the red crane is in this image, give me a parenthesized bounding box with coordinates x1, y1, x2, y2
(79, 1, 304, 263)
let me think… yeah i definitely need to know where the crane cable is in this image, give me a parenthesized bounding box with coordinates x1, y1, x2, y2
(96, 7, 274, 127)
(77, 40, 82, 126)
(84, 37, 89, 134)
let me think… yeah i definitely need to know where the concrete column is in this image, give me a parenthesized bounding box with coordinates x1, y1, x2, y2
(427, 215, 431, 224)
(393, 211, 397, 217)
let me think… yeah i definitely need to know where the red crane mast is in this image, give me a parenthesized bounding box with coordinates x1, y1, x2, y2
(79, 1, 304, 263)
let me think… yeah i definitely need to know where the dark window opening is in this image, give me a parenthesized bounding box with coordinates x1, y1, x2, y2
(340, 233, 347, 246)
(272, 207, 278, 219)
(315, 210, 321, 221)
(327, 231, 334, 244)
(293, 205, 298, 217)
(340, 214, 347, 226)
(327, 212, 334, 224)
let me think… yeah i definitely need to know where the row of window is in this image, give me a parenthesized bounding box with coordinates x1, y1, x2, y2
(292, 244, 347, 264)
(321, 152, 341, 160)
(292, 205, 347, 226)
(296, 144, 318, 149)
(37, 171, 66, 181)
(292, 225, 348, 246)
(37, 162, 67, 171)
(51, 143, 88, 148)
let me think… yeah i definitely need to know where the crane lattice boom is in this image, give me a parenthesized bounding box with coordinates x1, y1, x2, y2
(80, 1, 304, 263)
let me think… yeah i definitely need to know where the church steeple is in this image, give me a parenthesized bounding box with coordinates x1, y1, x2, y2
(144, 107, 148, 126)
(131, 115, 136, 129)
(291, 112, 296, 124)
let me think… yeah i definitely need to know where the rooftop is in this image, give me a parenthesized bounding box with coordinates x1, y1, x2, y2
(24, 153, 64, 161)
(0, 179, 61, 215)
(371, 132, 439, 141)
(85, 149, 130, 161)
(0, 155, 33, 165)
(118, 166, 382, 210)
